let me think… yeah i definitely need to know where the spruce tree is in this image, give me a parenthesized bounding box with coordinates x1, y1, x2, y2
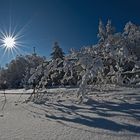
(51, 42, 65, 60)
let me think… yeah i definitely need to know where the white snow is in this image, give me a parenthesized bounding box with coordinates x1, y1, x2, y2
(0, 89, 33, 94)
(0, 86, 140, 140)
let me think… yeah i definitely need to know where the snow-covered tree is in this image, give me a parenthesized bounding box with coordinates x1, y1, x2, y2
(0, 54, 45, 89)
(98, 19, 106, 42)
(123, 21, 140, 59)
(106, 19, 115, 36)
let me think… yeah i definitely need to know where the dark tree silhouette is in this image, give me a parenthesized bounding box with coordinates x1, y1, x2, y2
(51, 42, 65, 60)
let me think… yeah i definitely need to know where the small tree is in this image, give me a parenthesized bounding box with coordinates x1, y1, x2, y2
(51, 42, 65, 60)
(106, 19, 115, 36)
(98, 19, 106, 42)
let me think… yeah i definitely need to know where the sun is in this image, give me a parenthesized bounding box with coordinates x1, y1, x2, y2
(3, 36, 16, 48)
(0, 26, 25, 57)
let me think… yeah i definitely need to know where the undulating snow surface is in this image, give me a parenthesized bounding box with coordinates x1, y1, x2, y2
(0, 86, 140, 140)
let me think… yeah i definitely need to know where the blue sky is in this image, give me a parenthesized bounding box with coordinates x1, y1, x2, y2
(0, 0, 140, 66)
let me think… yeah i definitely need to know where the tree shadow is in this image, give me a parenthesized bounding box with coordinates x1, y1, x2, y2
(85, 98, 140, 121)
(30, 92, 140, 134)
(42, 98, 140, 133)
(45, 113, 140, 133)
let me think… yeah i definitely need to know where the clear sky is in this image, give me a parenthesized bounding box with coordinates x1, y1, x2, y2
(0, 0, 140, 66)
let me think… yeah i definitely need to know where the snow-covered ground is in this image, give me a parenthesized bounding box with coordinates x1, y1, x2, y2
(0, 86, 140, 140)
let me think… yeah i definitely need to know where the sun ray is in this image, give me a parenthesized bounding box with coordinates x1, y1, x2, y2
(1, 47, 9, 59)
(0, 13, 36, 59)
(0, 24, 25, 56)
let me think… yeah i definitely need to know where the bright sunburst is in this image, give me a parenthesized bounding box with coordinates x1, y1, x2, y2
(0, 26, 25, 58)
(3, 36, 16, 48)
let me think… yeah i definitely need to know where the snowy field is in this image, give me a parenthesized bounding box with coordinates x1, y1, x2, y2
(0, 86, 140, 140)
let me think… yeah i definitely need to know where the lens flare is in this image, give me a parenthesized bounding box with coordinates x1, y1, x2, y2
(0, 25, 25, 59)
(4, 36, 16, 48)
